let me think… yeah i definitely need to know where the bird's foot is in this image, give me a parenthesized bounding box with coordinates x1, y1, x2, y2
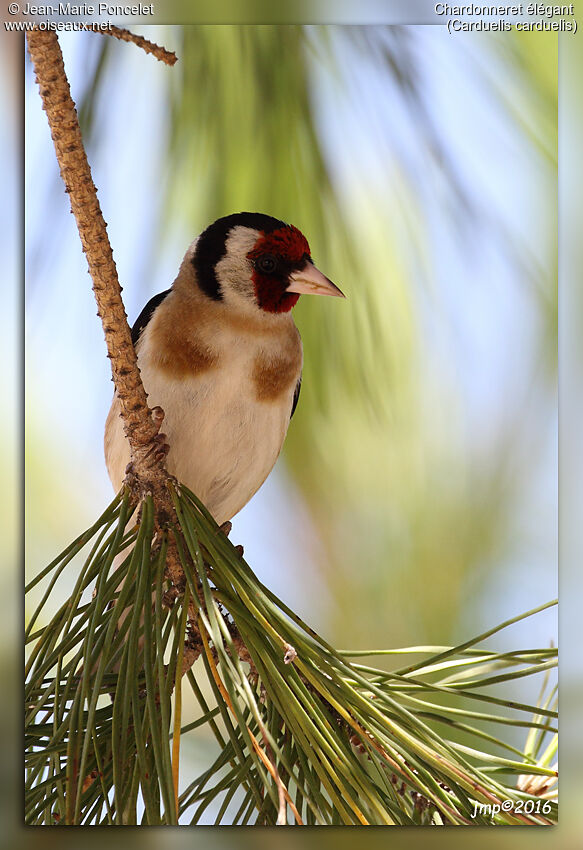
(124, 407, 169, 481)
(145, 431, 170, 465)
(151, 405, 165, 430)
(123, 433, 169, 488)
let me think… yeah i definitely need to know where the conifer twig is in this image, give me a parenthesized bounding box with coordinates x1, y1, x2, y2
(105, 25, 177, 65)
(26, 28, 170, 504)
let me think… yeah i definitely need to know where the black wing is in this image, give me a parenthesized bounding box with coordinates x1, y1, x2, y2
(131, 289, 172, 347)
(290, 374, 302, 419)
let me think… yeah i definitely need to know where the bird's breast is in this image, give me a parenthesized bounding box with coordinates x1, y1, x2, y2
(105, 309, 302, 525)
(251, 348, 302, 402)
(147, 300, 218, 378)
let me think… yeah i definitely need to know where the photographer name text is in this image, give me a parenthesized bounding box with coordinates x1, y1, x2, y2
(17, 3, 154, 14)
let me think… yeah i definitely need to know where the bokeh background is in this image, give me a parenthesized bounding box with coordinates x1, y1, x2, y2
(4, 1, 581, 844)
(24, 26, 557, 657)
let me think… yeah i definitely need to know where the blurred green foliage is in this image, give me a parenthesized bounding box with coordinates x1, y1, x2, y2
(11, 6, 576, 847)
(30, 20, 557, 695)
(108, 25, 555, 649)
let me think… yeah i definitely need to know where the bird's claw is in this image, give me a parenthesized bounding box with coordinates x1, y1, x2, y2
(151, 405, 165, 430)
(144, 431, 170, 464)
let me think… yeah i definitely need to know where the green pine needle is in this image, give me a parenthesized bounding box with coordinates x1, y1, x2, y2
(25, 483, 557, 825)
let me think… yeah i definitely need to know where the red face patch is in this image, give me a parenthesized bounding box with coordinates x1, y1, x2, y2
(247, 226, 311, 314)
(250, 225, 311, 263)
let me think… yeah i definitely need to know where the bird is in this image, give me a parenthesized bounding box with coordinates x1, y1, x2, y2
(104, 212, 344, 526)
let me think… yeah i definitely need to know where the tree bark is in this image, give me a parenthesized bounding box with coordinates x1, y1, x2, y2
(26, 28, 168, 495)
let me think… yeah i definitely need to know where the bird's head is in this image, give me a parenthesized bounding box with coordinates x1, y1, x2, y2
(190, 212, 344, 315)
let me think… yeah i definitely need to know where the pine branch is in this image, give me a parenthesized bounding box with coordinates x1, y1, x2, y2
(105, 25, 177, 65)
(25, 25, 206, 701)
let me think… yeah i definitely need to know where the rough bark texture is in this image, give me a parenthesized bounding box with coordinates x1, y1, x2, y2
(106, 25, 177, 65)
(26, 28, 170, 499)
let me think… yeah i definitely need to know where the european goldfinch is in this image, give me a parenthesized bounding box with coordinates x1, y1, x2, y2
(104, 212, 344, 524)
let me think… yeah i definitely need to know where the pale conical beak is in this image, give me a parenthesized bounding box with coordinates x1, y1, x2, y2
(286, 262, 345, 298)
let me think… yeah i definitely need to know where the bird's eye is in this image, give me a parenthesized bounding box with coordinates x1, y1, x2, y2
(256, 254, 277, 274)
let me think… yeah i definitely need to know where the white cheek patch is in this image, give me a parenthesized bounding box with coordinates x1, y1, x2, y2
(184, 235, 200, 263)
(214, 226, 259, 303)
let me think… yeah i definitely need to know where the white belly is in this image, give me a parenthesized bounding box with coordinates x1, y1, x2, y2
(105, 351, 294, 525)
